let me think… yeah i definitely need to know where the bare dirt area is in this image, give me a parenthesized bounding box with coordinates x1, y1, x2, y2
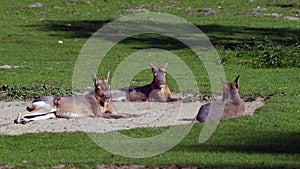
(0, 97, 266, 135)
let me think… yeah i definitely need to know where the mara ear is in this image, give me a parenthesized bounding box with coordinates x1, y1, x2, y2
(150, 62, 157, 73)
(105, 70, 110, 81)
(163, 62, 169, 70)
(92, 73, 99, 85)
(233, 75, 240, 89)
(221, 79, 227, 88)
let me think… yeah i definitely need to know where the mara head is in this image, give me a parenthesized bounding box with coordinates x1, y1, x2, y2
(92, 71, 111, 102)
(221, 75, 240, 102)
(150, 62, 169, 89)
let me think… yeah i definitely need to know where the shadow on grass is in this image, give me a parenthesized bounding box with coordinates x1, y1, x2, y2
(29, 20, 111, 39)
(28, 20, 300, 49)
(178, 132, 300, 154)
(198, 24, 299, 49)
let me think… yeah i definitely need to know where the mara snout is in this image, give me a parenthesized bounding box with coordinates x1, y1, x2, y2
(196, 75, 245, 122)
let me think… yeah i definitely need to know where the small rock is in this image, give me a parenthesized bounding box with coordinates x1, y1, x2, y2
(201, 8, 219, 16)
(29, 2, 43, 8)
(125, 8, 150, 13)
(253, 6, 267, 12)
(284, 16, 300, 21)
(292, 10, 300, 14)
(85, 0, 92, 5)
(0, 65, 20, 69)
(53, 6, 62, 9)
(263, 13, 281, 17)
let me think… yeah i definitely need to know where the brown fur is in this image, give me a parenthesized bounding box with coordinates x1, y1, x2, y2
(196, 75, 245, 122)
(15, 71, 132, 124)
(117, 62, 178, 102)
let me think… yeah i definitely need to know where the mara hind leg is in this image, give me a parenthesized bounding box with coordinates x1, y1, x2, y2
(15, 100, 57, 124)
(55, 111, 91, 118)
(15, 109, 56, 124)
(15, 113, 56, 124)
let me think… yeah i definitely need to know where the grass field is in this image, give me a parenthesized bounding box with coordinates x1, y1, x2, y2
(0, 0, 300, 168)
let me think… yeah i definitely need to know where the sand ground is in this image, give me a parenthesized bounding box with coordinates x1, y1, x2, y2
(0, 97, 266, 135)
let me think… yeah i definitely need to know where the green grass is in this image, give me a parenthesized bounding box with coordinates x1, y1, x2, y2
(0, 0, 299, 168)
(1, 96, 299, 168)
(1, 0, 299, 95)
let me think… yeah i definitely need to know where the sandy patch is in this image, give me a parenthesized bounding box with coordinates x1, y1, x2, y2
(0, 98, 266, 135)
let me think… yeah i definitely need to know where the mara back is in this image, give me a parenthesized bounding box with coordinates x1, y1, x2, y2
(196, 75, 244, 122)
